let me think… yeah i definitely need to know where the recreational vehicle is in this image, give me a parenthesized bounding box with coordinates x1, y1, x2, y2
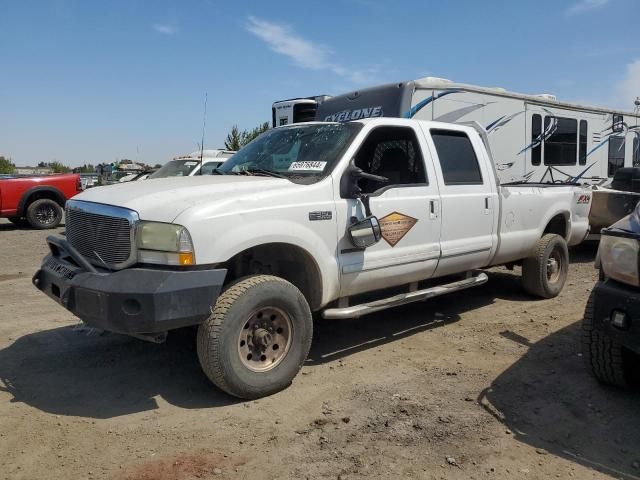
(274, 77, 640, 184)
(272, 77, 640, 232)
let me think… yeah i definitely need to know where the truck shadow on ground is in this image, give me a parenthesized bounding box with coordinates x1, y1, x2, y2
(480, 322, 640, 479)
(0, 326, 239, 418)
(0, 247, 596, 420)
(308, 268, 532, 365)
(569, 241, 600, 265)
(0, 270, 530, 419)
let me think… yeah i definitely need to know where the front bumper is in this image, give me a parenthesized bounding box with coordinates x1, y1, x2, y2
(592, 278, 640, 355)
(33, 236, 226, 335)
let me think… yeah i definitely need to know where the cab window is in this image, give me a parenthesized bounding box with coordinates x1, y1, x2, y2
(431, 129, 483, 185)
(354, 126, 427, 194)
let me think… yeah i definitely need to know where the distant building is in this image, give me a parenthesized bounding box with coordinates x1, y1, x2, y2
(15, 166, 53, 175)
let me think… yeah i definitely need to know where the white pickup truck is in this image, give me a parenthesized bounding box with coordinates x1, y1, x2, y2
(34, 118, 591, 399)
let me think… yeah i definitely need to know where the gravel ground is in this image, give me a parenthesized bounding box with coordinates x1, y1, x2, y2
(1, 218, 639, 480)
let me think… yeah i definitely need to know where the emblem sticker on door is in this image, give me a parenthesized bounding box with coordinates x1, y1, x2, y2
(379, 212, 418, 247)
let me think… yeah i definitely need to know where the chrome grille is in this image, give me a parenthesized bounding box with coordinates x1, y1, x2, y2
(65, 200, 138, 269)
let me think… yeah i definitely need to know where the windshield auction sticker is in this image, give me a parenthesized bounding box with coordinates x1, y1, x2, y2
(288, 161, 327, 171)
(379, 212, 418, 247)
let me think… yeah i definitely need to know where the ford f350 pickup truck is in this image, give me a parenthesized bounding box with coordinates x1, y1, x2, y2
(34, 118, 591, 398)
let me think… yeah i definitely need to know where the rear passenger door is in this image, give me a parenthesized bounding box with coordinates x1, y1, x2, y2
(422, 126, 498, 277)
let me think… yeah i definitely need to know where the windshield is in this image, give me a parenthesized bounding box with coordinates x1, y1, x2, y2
(149, 160, 202, 179)
(218, 123, 362, 182)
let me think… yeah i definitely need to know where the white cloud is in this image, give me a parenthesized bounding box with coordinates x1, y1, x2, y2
(566, 0, 610, 15)
(153, 23, 178, 36)
(245, 16, 375, 85)
(614, 59, 640, 110)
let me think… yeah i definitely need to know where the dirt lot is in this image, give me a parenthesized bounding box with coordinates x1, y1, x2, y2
(1, 218, 639, 480)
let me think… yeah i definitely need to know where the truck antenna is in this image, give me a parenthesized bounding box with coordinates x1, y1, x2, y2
(199, 92, 208, 175)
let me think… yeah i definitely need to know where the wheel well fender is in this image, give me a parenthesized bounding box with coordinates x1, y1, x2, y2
(543, 212, 569, 240)
(18, 186, 65, 217)
(219, 243, 323, 311)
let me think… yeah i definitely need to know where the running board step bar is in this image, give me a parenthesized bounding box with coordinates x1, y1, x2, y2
(322, 272, 488, 320)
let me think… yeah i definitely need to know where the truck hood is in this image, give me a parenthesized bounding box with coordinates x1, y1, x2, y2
(74, 176, 296, 222)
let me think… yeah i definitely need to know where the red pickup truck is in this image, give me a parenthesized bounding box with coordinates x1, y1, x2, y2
(0, 174, 82, 229)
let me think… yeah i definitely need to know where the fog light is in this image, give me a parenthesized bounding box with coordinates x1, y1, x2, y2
(611, 310, 629, 329)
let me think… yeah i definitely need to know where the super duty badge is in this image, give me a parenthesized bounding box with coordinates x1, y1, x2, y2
(309, 211, 332, 221)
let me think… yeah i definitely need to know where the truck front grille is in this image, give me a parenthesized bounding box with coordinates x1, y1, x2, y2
(65, 201, 138, 269)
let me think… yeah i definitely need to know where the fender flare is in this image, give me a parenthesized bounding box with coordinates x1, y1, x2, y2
(17, 186, 66, 217)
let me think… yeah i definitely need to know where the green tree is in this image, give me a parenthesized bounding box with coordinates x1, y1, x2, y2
(224, 125, 243, 151)
(154, 164, 163, 169)
(224, 122, 270, 151)
(240, 122, 270, 147)
(49, 161, 71, 173)
(0, 156, 15, 174)
(76, 164, 96, 173)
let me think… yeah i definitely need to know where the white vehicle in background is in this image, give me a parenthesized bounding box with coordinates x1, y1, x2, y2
(35, 118, 591, 399)
(149, 149, 235, 179)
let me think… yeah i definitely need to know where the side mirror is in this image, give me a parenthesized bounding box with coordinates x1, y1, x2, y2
(340, 159, 389, 199)
(349, 216, 382, 249)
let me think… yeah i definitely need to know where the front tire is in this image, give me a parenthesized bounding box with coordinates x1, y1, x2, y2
(522, 233, 569, 298)
(197, 275, 313, 399)
(26, 199, 63, 229)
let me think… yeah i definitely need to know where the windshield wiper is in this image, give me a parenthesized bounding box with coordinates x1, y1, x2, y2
(241, 168, 287, 179)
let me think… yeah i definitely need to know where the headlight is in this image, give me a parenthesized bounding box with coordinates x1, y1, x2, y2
(136, 221, 195, 266)
(599, 231, 640, 286)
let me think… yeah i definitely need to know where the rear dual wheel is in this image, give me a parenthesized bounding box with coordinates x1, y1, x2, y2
(197, 275, 313, 399)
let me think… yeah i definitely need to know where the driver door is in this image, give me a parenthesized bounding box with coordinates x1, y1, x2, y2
(336, 124, 442, 297)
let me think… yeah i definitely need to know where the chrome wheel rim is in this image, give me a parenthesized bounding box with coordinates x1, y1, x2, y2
(238, 307, 293, 372)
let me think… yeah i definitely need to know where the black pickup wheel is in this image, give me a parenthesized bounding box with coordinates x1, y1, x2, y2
(522, 233, 569, 298)
(197, 275, 313, 399)
(26, 199, 63, 229)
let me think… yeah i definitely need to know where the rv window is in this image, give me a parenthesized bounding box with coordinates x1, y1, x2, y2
(579, 120, 588, 165)
(354, 126, 427, 194)
(531, 114, 542, 166)
(431, 129, 483, 185)
(544, 117, 578, 166)
(634, 138, 640, 168)
(608, 136, 626, 176)
(613, 114, 624, 133)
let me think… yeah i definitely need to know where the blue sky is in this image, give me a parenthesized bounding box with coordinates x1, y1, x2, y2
(1, 0, 639, 167)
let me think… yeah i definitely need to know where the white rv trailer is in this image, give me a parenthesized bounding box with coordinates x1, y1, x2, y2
(273, 77, 640, 185)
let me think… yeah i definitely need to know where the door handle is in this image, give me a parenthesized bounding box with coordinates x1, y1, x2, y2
(484, 196, 491, 214)
(429, 200, 439, 219)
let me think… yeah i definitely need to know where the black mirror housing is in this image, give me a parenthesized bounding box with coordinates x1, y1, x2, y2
(340, 159, 389, 199)
(340, 159, 363, 199)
